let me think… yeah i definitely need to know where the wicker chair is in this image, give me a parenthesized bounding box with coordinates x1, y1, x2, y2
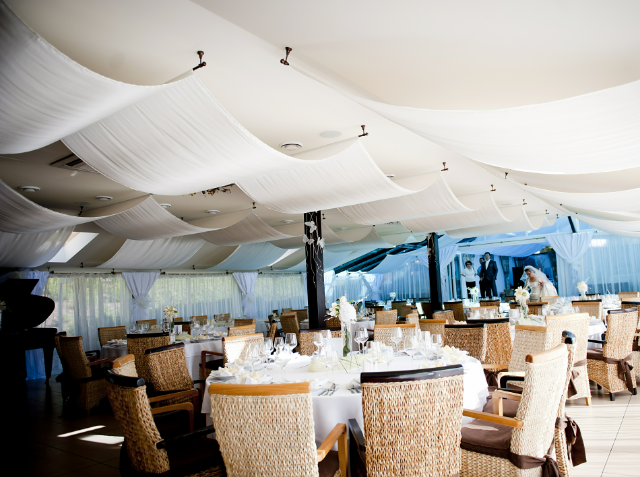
(214, 313, 231, 320)
(527, 302, 548, 316)
(136, 319, 158, 327)
(444, 300, 465, 322)
(98, 325, 127, 347)
(191, 315, 208, 325)
(292, 309, 309, 324)
(460, 344, 569, 477)
(433, 309, 456, 324)
(470, 318, 512, 386)
(391, 301, 405, 316)
(419, 319, 446, 337)
(480, 299, 500, 308)
(282, 308, 293, 313)
(228, 324, 256, 337)
(299, 328, 341, 356)
(209, 382, 346, 477)
(106, 371, 226, 477)
(201, 333, 264, 378)
(373, 324, 416, 350)
(54, 331, 100, 402)
(405, 312, 420, 329)
(325, 315, 341, 328)
(401, 304, 414, 317)
(58, 336, 116, 415)
(267, 322, 278, 342)
(127, 332, 170, 383)
(349, 365, 464, 476)
(375, 310, 397, 325)
(587, 308, 638, 400)
(233, 318, 255, 327)
(572, 300, 603, 321)
(418, 301, 433, 319)
(280, 312, 300, 351)
(444, 323, 487, 362)
(546, 313, 591, 405)
(618, 291, 640, 300)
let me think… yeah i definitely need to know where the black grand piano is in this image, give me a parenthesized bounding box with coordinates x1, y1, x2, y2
(0, 279, 57, 382)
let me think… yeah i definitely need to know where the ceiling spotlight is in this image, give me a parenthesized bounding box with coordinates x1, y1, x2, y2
(159, 203, 171, 209)
(280, 142, 303, 151)
(205, 209, 219, 214)
(94, 195, 113, 201)
(320, 131, 342, 138)
(281, 220, 294, 224)
(18, 185, 40, 192)
(386, 174, 395, 179)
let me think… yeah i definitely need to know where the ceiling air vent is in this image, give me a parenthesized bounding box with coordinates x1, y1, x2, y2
(50, 153, 97, 173)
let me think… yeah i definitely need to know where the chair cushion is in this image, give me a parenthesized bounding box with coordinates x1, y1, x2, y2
(587, 349, 604, 360)
(461, 419, 514, 459)
(483, 397, 519, 418)
(318, 449, 340, 477)
(166, 436, 226, 477)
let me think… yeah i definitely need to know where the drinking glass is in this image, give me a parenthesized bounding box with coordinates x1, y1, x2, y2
(382, 346, 394, 368)
(262, 338, 273, 368)
(405, 336, 419, 368)
(312, 332, 323, 356)
(354, 329, 368, 354)
(390, 328, 403, 355)
(249, 344, 262, 372)
(275, 349, 292, 382)
(129, 324, 137, 334)
(285, 333, 297, 352)
(323, 350, 339, 379)
(274, 337, 284, 352)
(142, 323, 149, 333)
(432, 334, 443, 358)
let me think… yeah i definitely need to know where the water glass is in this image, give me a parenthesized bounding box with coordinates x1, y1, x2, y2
(285, 333, 297, 352)
(405, 336, 419, 368)
(274, 348, 292, 382)
(312, 332, 323, 356)
(382, 346, 394, 368)
(354, 329, 368, 354)
(390, 328, 403, 355)
(274, 337, 284, 352)
(323, 350, 339, 379)
(432, 334, 443, 357)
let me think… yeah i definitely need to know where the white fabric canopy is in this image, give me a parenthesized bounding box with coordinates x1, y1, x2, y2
(122, 272, 160, 323)
(99, 236, 204, 270)
(286, 250, 366, 272)
(0, 1, 172, 154)
(327, 228, 396, 253)
(232, 272, 258, 318)
(547, 232, 594, 292)
(401, 193, 508, 233)
(0, 226, 73, 267)
(446, 208, 556, 239)
(294, 63, 640, 175)
(270, 222, 348, 249)
(210, 242, 287, 271)
(197, 211, 294, 246)
(522, 183, 640, 213)
(366, 254, 415, 274)
(564, 213, 640, 238)
(338, 175, 477, 225)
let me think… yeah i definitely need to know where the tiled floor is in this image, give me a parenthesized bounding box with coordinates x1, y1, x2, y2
(18, 378, 640, 476)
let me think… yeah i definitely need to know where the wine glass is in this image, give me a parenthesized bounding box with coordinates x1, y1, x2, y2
(142, 322, 149, 333)
(312, 332, 323, 356)
(262, 338, 273, 368)
(274, 337, 284, 352)
(382, 346, 394, 368)
(354, 329, 368, 354)
(285, 333, 297, 353)
(390, 328, 403, 355)
(274, 348, 292, 382)
(323, 350, 339, 379)
(405, 335, 419, 368)
(432, 334, 443, 358)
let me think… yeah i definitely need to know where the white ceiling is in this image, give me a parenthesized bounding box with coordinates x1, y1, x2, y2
(3, 0, 640, 270)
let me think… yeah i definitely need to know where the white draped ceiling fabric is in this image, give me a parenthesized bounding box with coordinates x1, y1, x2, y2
(210, 242, 287, 271)
(99, 236, 204, 270)
(446, 208, 556, 239)
(520, 183, 640, 214)
(327, 228, 397, 253)
(366, 254, 417, 274)
(0, 226, 73, 267)
(270, 223, 348, 249)
(286, 250, 366, 272)
(197, 211, 294, 246)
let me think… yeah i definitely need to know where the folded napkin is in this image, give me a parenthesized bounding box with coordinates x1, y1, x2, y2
(348, 379, 362, 392)
(234, 371, 271, 384)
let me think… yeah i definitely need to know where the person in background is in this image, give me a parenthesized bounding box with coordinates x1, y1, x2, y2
(479, 252, 499, 298)
(461, 261, 478, 297)
(477, 257, 485, 297)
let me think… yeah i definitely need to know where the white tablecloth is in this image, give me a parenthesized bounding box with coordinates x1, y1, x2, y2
(101, 339, 223, 379)
(201, 338, 488, 447)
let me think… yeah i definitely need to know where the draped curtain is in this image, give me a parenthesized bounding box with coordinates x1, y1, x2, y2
(252, 273, 307, 319)
(370, 274, 385, 301)
(122, 272, 159, 324)
(232, 272, 259, 318)
(547, 232, 593, 295)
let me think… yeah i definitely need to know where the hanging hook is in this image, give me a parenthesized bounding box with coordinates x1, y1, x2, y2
(545, 209, 549, 215)
(490, 184, 496, 192)
(193, 51, 207, 71)
(252, 202, 256, 209)
(522, 198, 527, 206)
(280, 47, 292, 65)
(505, 172, 508, 180)
(441, 162, 448, 172)
(358, 125, 369, 137)
(78, 205, 84, 216)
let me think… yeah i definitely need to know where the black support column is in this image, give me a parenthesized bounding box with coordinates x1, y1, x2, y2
(428, 232, 443, 311)
(304, 211, 326, 329)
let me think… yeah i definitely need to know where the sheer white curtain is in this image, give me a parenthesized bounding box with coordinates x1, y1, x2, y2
(232, 272, 259, 318)
(547, 232, 593, 295)
(252, 273, 307, 318)
(327, 272, 370, 304)
(146, 274, 243, 322)
(377, 259, 431, 300)
(369, 275, 385, 301)
(122, 272, 159, 324)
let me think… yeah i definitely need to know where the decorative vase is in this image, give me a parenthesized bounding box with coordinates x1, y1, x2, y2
(520, 302, 529, 319)
(580, 291, 587, 300)
(341, 322, 352, 357)
(472, 294, 479, 304)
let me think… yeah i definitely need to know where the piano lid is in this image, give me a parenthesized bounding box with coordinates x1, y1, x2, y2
(0, 279, 55, 332)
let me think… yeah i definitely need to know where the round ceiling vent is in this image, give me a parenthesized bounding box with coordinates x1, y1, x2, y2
(386, 174, 395, 179)
(280, 142, 303, 152)
(159, 203, 171, 209)
(205, 209, 219, 214)
(18, 185, 40, 192)
(94, 195, 113, 201)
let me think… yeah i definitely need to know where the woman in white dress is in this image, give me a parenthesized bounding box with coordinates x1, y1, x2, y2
(522, 265, 558, 301)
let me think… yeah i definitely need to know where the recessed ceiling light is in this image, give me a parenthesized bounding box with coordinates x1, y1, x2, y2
(75, 201, 91, 206)
(18, 185, 40, 192)
(335, 227, 347, 231)
(159, 203, 171, 209)
(320, 131, 342, 138)
(281, 220, 294, 224)
(205, 209, 219, 214)
(386, 174, 395, 179)
(280, 142, 303, 151)
(94, 196, 112, 201)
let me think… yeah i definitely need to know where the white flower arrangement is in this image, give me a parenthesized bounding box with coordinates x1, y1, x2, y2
(163, 305, 178, 319)
(389, 292, 396, 299)
(467, 287, 479, 297)
(328, 296, 356, 325)
(514, 286, 530, 304)
(576, 280, 589, 293)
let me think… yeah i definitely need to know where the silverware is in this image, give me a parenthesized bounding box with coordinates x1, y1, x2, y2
(328, 384, 338, 395)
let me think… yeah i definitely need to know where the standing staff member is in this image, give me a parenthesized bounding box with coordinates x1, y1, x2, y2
(479, 252, 499, 298)
(460, 261, 478, 297)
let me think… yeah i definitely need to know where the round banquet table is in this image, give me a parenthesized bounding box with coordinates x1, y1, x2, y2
(101, 338, 223, 379)
(201, 338, 489, 448)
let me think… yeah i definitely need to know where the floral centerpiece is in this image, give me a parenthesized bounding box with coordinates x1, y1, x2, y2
(576, 280, 589, 300)
(163, 305, 178, 329)
(389, 292, 396, 300)
(467, 286, 480, 303)
(514, 286, 530, 321)
(329, 296, 357, 357)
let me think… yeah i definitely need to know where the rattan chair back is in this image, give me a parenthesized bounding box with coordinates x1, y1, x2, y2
(555, 333, 577, 477)
(223, 333, 263, 365)
(373, 324, 416, 349)
(209, 382, 319, 476)
(267, 322, 278, 341)
(136, 319, 157, 327)
(54, 331, 68, 367)
(214, 313, 231, 320)
(375, 310, 397, 325)
(572, 300, 603, 321)
(621, 300, 640, 328)
(228, 324, 256, 337)
(282, 308, 292, 313)
(325, 316, 340, 328)
(391, 301, 404, 316)
(59, 336, 92, 380)
(360, 366, 464, 476)
(233, 318, 255, 327)
(480, 299, 500, 308)
(603, 309, 637, 360)
(419, 301, 432, 319)
(618, 291, 640, 300)
(145, 343, 194, 393)
(433, 309, 455, 324)
(527, 302, 548, 317)
(541, 295, 560, 305)
(405, 312, 419, 325)
(298, 328, 341, 355)
(292, 309, 308, 324)
(444, 323, 487, 361)
(112, 354, 138, 377)
(127, 332, 170, 383)
(105, 371, 170, 474)
(469, 318, 512, 366)
(191, 315, 208, 325)
(401, 304, 414, 317)
(419, 319, 446, 337)
(280, 312, 299, 333)
(98, 325, 127, 347)
(509, 325, 554, 373)
(444, 301, 465, 322)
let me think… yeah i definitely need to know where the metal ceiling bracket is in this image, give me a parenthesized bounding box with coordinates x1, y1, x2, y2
(280, 47, 292, 65)
(193, 51, 206, 71)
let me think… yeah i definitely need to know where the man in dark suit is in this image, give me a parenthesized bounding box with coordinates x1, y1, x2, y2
(479, 252, 498, 298)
